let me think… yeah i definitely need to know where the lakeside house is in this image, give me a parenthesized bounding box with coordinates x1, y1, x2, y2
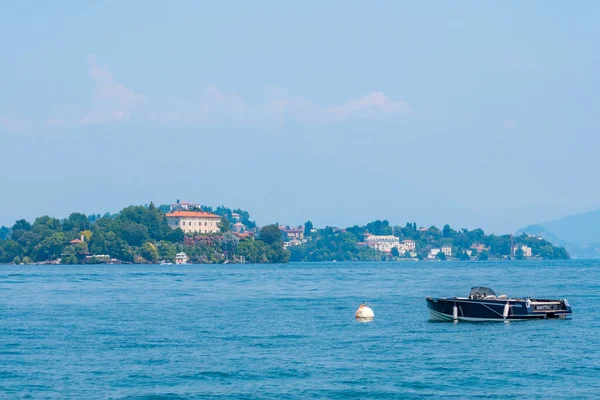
(471, 244, 489, 253)
(428, 248, 441, 259)
(286, 228, 304, 240)
(364, 234, 401, 253)
(169, 201, 201, 212)
(69, 234, 86, 245)
(234, 232, 253, 239)
(166, 211, 222, 234)
(401, 240, 416, 251)
(512, 245, 533, 258)
(441, 244, 452, 257)
(279, 226, 305, 241)
(279, 226, 306, 249)
(232, 222, 246, 233)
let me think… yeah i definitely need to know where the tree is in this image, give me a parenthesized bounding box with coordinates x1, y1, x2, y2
(0, 226, 10, 240)
(10, 219, 32, 243)
(442, 224, 453, 238)
(267, 242, 290, 263)
(33, 215, 62, 232)
(33, 232, 67, 261)
(157, 241, 177, 262)
(81, 230, 93, 242)
(118, 221, 149, 246)
(61, 246, 78, 264)
(260, 225, 284, 246)
(141, 242, 159, 262)
(366, 220, 393, 236)
(237, 239, 260, 263)
(428, 226, 441, 237)
(220, 231, 239, 253)
(436, 252, 447, 261)
(0, 240, 24, 263)
(478, 251, 489, 261)
(219, 217, 231, 233)
(391, 247, 400, 257)
(63, 213, 91, 232)
(515, 248, 524, 260)
(166, 228, 185, 243)
(304, 221, 313, 237)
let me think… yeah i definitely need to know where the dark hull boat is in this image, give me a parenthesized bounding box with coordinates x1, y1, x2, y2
(426, 287, 572, 322)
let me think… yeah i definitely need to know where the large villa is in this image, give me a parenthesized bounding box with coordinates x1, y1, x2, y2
(165, 211, 222, 234)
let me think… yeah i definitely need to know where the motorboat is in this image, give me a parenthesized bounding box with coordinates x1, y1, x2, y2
(426, 286, 572, 322)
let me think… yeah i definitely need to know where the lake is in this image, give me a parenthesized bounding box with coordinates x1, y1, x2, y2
(1, 260, 599, 399)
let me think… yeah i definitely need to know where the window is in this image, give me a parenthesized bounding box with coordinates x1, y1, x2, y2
(205, 222, 207, 226)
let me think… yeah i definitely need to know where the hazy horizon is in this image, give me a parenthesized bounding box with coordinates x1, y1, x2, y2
(1, 2, 598, 234)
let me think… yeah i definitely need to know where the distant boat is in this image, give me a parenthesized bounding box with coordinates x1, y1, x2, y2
(159, 260, 173, 265)
(175, 252, 188, 265)
(426, 286, 572, 322)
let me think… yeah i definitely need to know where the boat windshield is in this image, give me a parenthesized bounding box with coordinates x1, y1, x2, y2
(469, 287, 496, 299)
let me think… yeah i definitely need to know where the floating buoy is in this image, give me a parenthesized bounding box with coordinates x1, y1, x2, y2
(355, 303, 374, 320)
(452, 303, 458, 321)
(503, 301, 510, 320)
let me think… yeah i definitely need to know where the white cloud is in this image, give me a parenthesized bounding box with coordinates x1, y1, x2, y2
(326, 91, 410, 121)
(40, 56, 412, 129)
(87, 55, 147, 107)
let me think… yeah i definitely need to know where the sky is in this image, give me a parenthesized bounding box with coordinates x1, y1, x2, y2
(1, 1, 599, 233)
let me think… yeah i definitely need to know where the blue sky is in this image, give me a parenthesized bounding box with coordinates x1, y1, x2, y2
(1, 1, 598, 233)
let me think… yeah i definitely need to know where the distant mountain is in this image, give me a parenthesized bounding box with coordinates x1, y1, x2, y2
(518, 209, 600, 259)
(539, 209, 600, 244)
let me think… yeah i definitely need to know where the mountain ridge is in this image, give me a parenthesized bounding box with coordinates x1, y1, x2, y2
(518, 208, 600, 259)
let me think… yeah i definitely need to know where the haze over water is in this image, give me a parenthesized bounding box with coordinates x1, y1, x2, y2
(2, 261, 599, 399)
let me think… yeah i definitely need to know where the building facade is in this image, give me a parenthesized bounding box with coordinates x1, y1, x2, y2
(364, 234, 401, 253)
(169, 202, 202, 212)
(441, 245, 452, 256)
(401, 240, 416, 251)
(513, 245, 533, 258)
(166, 211, 222, 234)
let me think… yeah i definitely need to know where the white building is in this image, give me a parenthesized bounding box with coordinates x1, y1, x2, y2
(232, 222, 245, 233)
(441, 244, 452, 257)
(513, 245, 533, 258)
(364, 235, 401, 253)
(401, 240, 416, 251)
(169, 201, 201, 211)
(428, 248, 441, 259)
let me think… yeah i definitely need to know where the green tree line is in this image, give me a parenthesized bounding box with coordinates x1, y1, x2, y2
(290, 220, 569, 261)
(0, 203, 288, 264)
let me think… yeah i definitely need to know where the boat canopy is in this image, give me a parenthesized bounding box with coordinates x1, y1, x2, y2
(469, 287, 496, 298)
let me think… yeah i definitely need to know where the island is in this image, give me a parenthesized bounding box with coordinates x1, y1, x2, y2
(0, 201, 569, 265)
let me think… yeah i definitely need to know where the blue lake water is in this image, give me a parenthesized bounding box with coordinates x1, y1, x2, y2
(1, 260, 600, 399)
